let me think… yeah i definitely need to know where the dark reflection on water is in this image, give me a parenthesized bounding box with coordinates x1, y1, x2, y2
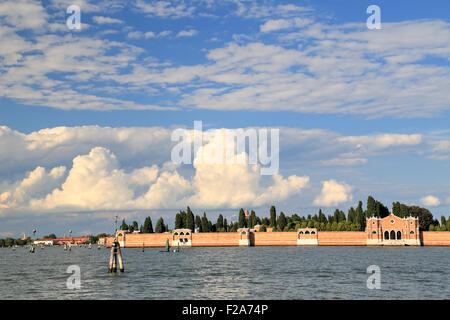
(0, 246, 448, 299)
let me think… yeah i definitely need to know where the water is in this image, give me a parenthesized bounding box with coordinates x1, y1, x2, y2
(0, 246, 448, 299)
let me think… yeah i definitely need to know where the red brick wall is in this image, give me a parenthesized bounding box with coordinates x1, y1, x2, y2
(106, 230, 450, 247)
(318, 232, 366, 246)
(253, 232, 297, 246)
(422, 231, 450, 246)
(192, 232, 239, 246)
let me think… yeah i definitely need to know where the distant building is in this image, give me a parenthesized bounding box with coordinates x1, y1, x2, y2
(33, 239, 54, 246)
(53, 236, 90, 245)
(366, 213, 420, 246)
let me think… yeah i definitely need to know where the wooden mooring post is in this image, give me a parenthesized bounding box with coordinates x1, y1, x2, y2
(108, 241, 124, 273)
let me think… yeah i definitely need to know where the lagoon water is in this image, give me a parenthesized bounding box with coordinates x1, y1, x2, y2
(0, 246, 448, 299)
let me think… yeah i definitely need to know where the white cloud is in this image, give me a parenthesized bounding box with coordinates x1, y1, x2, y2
(135, 0, 195, 18)
(0, 0, 48, 30)
(260, 18, 311, 32)
(127, 31, 144, 39)
(313, 180, 353, 207)
(420, 195, 440, 207)
(176, 29, 198, 37)
(0, 130, 310, 213)
(93, 16, 123, 24)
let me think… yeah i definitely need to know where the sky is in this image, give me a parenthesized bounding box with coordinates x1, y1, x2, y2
(0, 0, 449, 238)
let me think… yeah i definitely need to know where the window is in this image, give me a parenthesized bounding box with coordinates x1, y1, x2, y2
(180, 232, 184, 236)
(173, 232, 178, 236)
(185, 232, 190, 236)
(410, 231, 414, 234)
(305, 231, 310, 234)
(311, 231, 316, 234)
(184, 238, 188, 243)
(372, 230, 377, 234)
(390, 220, 395, 224)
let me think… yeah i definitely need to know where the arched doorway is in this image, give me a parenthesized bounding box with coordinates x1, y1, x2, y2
(397, 231, 402, 240)
(390, 230, 396, 240)
(384, 231, 389, 240)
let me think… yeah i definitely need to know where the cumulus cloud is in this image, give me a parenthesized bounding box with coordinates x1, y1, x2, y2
(313, 180, 353, 207)
(92, 16, 123, 24)
(260, 18, 311, 32)
(420, 195, 440, 207)
(1, 132, 310, 214)
(176, 29, 198, 37)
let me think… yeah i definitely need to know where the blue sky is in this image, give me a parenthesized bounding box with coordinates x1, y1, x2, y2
(0, 0, 449, 238)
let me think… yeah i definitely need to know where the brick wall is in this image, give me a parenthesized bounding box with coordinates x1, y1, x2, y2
(106, 230, 450, 247)
(192, 232, 239, 246)
(253, 232, 297, 246)
(421, 231, 450, 246)
(318, 231, 367, 246)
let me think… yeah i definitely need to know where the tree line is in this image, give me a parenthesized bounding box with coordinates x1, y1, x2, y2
(114, 196, 449, 234)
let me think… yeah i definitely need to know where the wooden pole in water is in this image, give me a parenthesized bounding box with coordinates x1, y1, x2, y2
(116, 243, 124, 272)
(142, 242, 144, 252)
(108, 241, 124, 273)
(108, 242, 117, 273)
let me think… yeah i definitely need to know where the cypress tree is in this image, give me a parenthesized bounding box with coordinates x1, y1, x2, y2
(120, 219, 128, 231)
(175, 213, 183, 229)
(238, 208, 246, 228)
(155, 218, 165, 233)
(356, 201, 365, 230)
(217, 214, 224, 230)
(195, 215, 202, 232)
(143, 217, 153, 233)
(367, 196, 376, 218)
(201, 212, 209, 232)
(270, 206, 277, 227)
(224, 218, 228, 232)
(186, 207, 195, 231)
(277, 211, 287, 231)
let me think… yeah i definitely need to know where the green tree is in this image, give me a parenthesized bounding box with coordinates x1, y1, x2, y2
(367, 196, 376, 218)
(259, 225, 267, 232)
(44, 234, 57, 239)
(277, 211, 287, 231)
(216, 214, 224, 230)
(175, 213, 183, 229)
(249, 210, 257, 228)
(318, 209, 327, 224)
(238, 208, 246, 228)
(201, 212, 210, 232)
(143, 217, 154, 233)
(338, 210, 346, 222)
(223, 218, 228, 232)
(356, 201, 365, 230)
(441, 216, 446, 228)
(155, 218, 166, 233)
(348, 207, 356, 224)
(186, 207, 195, 231)
(195, 215, 202, 232)
(120, 219, 128, 231)
(392, 202, 401, 217)
(270, 206, 277, 227)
